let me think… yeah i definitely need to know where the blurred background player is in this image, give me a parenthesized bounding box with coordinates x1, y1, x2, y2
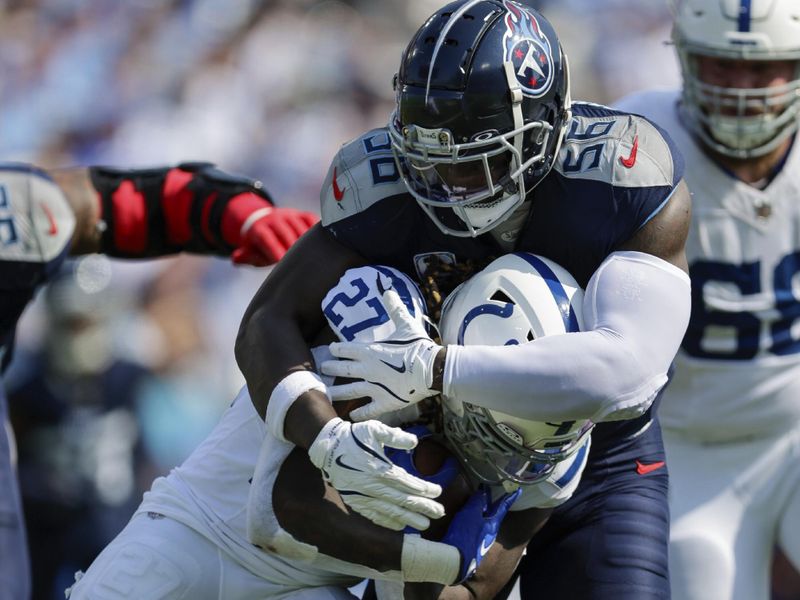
(5, 267, 156, 599)
(236, 2, 691, 599)
(615, 1, 800, 599)
(0, 163, 315, 600)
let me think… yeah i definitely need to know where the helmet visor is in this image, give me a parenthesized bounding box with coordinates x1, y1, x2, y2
(405, 151, 512, 206)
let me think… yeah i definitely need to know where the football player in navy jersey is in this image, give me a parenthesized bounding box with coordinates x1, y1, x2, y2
(236, 1, 691, 598)
(0, 162, 316, 599)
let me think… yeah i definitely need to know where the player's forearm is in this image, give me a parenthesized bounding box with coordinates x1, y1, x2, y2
(235, 225, 366, 427)
(235, 298, 324, 427)
(49, 168, 103, 254)
(444, 251, 691, 423)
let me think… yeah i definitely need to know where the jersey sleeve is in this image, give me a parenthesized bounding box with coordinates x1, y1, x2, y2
(0, 165, 75, 285)
(555, 105, 685, 231)
(320, 128, 408, 228)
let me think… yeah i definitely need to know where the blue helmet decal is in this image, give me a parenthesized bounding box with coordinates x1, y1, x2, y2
(502, 0, 555, 98)
(514, 252, 581, 333)
(458, 301, 515, 345)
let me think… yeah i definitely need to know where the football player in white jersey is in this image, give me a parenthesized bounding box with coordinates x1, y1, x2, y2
(66, 258, 592, 600)
(614, 1, 800, 598)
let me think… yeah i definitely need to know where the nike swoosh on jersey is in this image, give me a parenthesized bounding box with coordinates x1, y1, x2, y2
(380, 359, 407, 373)
(635, 459, 665, 475)
(479, 538, 493, 557)
(619, 135, 639, 169)
(40, 202, 58, 236)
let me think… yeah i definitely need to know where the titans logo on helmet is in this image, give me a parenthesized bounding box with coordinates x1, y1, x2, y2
(502, 0, 554, 98)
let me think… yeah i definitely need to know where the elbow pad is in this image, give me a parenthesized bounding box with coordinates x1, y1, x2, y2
(246, 433, 319, 561)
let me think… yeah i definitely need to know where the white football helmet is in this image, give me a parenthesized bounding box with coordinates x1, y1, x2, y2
(439, 252, 593, 485)
(672, 0, 800, 158)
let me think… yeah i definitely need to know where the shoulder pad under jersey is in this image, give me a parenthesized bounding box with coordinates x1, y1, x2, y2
(555, 103, 681, 189)
(0, 165, 74, 275)
(320, 128, 408, 226)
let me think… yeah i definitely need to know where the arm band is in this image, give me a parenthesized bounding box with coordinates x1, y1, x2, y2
(401, 534, 460, 585)
(89, 162, 273, 258)
(443, 251, 691, 423)
(266, 370, 328, 443)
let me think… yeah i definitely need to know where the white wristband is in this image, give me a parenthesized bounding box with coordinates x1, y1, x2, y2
(266, 371, 328, 443)
(401, 534, 460, 585)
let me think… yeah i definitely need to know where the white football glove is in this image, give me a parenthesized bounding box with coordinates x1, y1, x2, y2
(308, 417, 445, 531)
(321, 288, 442, 422)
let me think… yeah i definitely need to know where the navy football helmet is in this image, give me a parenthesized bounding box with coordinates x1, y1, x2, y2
(389, 0, 571, 237)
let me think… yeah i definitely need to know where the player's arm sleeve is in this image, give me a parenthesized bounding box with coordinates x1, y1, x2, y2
(87, 162, 273, 258)
(442, 250, 691, 423)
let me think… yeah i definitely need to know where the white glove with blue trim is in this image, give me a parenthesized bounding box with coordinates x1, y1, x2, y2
(321, 288, 442, 422)
(308, 417, 445, 531)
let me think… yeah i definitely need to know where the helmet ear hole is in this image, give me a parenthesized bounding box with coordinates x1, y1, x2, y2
(490, 290, 514, 304)
(526, 330, 535, 342)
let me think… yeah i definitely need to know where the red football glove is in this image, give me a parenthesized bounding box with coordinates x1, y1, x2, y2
(222, 194, 318, 266)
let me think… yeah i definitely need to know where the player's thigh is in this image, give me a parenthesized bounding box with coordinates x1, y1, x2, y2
(665, 428, 798, 600)
(520, 424, 670, 599)
(665, 430, 741, 600)
(66, 512, 224, 600)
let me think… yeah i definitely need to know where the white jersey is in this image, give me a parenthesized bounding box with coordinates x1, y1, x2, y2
(138, 383, 586, 580)
(616, 90, 800, 442)
(137, 385, 362, 589)
(135, 266, 588, 587)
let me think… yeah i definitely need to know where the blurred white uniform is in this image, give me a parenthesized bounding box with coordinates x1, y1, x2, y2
(67, 266, 589, 600)
(617, 89, 800, 600)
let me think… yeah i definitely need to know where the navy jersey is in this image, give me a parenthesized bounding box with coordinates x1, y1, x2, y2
(320, 103, 684, 446)
(321, 103, 683, 289)
(0, 166, 75, 371)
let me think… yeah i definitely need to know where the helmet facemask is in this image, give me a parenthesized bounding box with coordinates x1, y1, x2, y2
(678, 50, 800, 158)
(442, 397, 592, 485)
(671, 0, 800, 159)
(389, 113, 555, 237)
(391, 0, 571, 237)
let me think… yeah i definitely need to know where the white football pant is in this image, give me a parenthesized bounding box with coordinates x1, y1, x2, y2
(66, 512, 359, 600)
(665, 424, 800, 600)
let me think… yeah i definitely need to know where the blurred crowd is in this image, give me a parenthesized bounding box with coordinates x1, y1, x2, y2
(0, 0, 681, 598)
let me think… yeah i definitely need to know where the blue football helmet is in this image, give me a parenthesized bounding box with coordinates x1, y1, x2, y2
(389, 0, 572, 237)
